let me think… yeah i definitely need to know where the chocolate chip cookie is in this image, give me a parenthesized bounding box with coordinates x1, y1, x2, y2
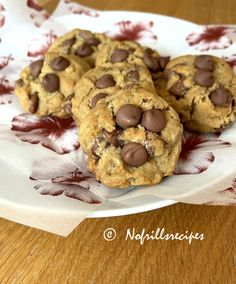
(15, 52, 90, 118)
(72, 64, 156, 124)
(157, 55, 236, 133)
(48, 28, 111, 67)
(96, 40, 170, 79)
(78, 88, 183, 188)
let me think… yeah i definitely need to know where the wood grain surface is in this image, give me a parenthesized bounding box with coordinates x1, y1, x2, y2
(0, 1, 236, 283)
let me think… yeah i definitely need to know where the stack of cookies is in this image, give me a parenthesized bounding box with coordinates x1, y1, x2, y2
(15, 28, 236, 188)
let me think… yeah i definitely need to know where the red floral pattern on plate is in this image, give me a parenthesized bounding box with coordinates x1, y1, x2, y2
(109, 21, 157, 42)
(0, 3, 5, 28)
(204, 178, 236, 206)
(64, 0, 99, 17)
(30, 158, 101, 204)
(27, 30, 57, 57)
(223, 54, 236, 73)
(0, 55, 14, 70)
(0, 76, 14, 104)
(186, 26, 236, 51)
(175, 131, 230, 175)
(220, 178, 236, 195)
(27, 0, 49, 28)
(29, 12, 49, 28)
(11, 114, 79, 154)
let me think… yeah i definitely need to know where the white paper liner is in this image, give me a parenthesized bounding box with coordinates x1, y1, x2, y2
(0, 0, 236, 236)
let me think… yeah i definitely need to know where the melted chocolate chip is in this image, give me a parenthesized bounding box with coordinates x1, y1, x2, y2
(110, 49, 129, 63)
(126, 70, 140, 81)
(103, 129, 121, 147)
(91, 93, 108, 108)
(193, 70, 214, 87)
(121, 142, 148, 167)
(50, 56, 70, 71)
(163, 69, 172, 81)
(86, 37, 101, 46)
(169, 80, 186, 96)
(141, 109, 166, 132)
(143, 51, 160, 72)
(116, 104, 142, 129)
(42, 73, 60, 92)
(95, 74, 116, 89)
(145, 48, 153, 55)
(29, 92, 39, 114)
(76, 43, 93, 57)
(15, 79, 24, 87)
(91, 141, 99, 157)
(61, 37, 76, 47)
(209, 86, 232, 106)
(29, 59, 44, 78)
(194, 55, 214, 71)
(158, 56, 170, 71)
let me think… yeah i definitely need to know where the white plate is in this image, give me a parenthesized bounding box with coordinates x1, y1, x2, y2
(1, 4, 236, 231)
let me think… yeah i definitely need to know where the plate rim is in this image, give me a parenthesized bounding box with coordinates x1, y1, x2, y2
(1, 10, 201, 219)
(88, 199, 177, 218)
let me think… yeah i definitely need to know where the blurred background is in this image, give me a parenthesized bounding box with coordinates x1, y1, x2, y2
(38, 0, 236, 24)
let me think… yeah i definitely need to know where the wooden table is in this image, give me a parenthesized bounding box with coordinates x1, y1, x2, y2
(0, 1, 235, 283)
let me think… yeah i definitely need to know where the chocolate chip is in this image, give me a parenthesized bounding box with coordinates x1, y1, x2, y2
(76, 43, 93, 57)
(151, 72, 160, 81)
(64, 94, 74, 114)
(95, 74, 116, 89)
(121, 142, 148, 167)
(141, 109, 166, 132)
(29, 59, 44, 78)
(116, 104, 142, 129)
(163, 69, 171, 81)
(110, 49, 129, 63)
(61, 37, 76, 47)
(145, 48, 153, 55)
(169, 80, 186, 96)
(128, 47, 135, 53)
(126, 70, 140, 81)
(29, 92, 39, 114)
(158, 56, 170, 71)
(91, 141, 99, 157)
(209, 86, 232, 106)
(143, 50, 160, 72)
(50, 56, 70, 71)
(103, 129, 121, 147)
(193, 70, 214, 87)
(42, 73, 60, 92)
(86, 37, 101, 46)
(194, 55, 214, 71)
(91, 92, 108, 108)
(15, 79, 24, 87)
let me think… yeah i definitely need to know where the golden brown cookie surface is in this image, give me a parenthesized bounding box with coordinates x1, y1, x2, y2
(79, 88, 183, 188)
(15, 52, 90, 118)
(156, 55, 236, 133)
(96, 40, 169, 79)
(72, 64, 156, 124)
(48, 29, 111, 67)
